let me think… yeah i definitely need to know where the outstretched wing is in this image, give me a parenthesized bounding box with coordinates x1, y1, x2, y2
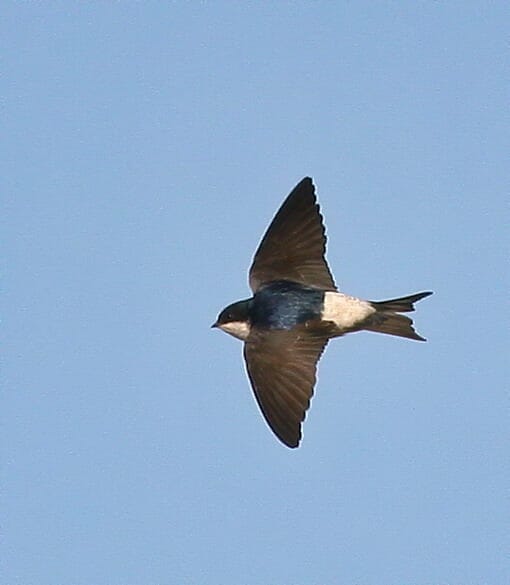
(243, 326, 329, 448)
(248, 178, 337, 292)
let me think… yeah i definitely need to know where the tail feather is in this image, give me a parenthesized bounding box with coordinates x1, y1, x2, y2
(365, 291, 432, 341)
(370, 291, 433, 313)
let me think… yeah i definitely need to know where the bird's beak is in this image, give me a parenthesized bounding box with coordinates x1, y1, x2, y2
(211, 321, 218, 329)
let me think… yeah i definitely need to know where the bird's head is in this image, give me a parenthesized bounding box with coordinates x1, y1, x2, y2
(211, 299, 252, 340)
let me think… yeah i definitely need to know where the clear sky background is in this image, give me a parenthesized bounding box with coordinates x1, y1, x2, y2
(3, 4, 508, 585)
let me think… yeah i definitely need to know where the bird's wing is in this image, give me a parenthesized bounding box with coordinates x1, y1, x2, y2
(248, 177, 337, 293)
(243, 325, 330, 448)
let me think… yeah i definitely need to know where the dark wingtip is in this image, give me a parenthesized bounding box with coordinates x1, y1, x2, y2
(293, 176, 314, 195)
(283, 438, 300, 449)
(293, 176, 313, 188)
(277, 430, 301, 449)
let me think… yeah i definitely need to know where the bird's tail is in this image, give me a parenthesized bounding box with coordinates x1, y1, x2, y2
(364, 291, 433, 341)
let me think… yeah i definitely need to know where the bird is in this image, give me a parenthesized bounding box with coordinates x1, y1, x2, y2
(212, 177, 432, 448)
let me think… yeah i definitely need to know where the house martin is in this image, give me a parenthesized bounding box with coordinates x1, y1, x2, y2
(212, 177, 432, 448)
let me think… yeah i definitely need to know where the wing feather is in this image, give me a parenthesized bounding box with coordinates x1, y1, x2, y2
(243, 327, 329, 448)
(249, 178, 337, 292)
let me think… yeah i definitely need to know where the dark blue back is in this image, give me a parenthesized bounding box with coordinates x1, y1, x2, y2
(250, 280, 324, 330)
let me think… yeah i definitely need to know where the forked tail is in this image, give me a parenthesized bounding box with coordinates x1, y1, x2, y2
(365, 291, 433, 341)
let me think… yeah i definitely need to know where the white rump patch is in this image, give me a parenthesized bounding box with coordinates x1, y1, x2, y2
(321, 292, 376, 331)
(219, 321, 251, 341)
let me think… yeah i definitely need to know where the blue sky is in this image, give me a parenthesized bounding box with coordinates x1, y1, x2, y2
(3, 3, 508, 584)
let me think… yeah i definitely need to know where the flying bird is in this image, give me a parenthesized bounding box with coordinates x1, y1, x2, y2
(212, 178, 432, 448)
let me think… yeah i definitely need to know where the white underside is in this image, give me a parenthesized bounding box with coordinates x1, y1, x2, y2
(321, 292, 375, 331)
(219, 320, 251, 341)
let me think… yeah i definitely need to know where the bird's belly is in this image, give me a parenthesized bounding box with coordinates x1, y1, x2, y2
(321, 292, 375, 331)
